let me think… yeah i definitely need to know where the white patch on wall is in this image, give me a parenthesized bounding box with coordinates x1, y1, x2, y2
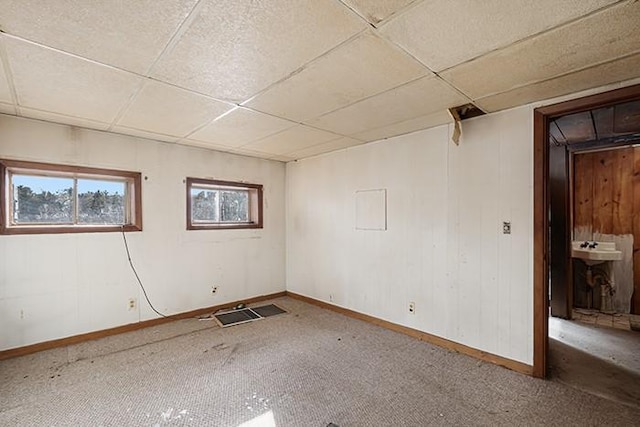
(595, 233, 634, 314)
(355, 189, 387, 231)
(575, 229, 635, 313)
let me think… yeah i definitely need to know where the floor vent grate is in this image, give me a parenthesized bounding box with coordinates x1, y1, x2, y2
(214, 304, 286, 327)
(251, 304, 287, 317)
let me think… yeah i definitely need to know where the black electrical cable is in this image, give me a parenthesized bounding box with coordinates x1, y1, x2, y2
(121, 226, 169, 318)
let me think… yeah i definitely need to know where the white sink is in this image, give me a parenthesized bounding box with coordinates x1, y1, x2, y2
(571, 241, 622, 266)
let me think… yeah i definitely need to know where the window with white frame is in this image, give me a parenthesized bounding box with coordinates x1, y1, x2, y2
(0, 159, 142, 234)
(187, 178, 262, 230)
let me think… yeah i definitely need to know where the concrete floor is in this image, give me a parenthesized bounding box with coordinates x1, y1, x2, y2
(549, 316, 640, 409)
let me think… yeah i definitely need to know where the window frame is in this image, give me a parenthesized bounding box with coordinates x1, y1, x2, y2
(0, 159, 142, 235)
(186, 177, 263, 230)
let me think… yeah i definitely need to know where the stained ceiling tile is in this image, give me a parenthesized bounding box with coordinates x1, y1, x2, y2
(179, 139, 271, 159)
(242, 125, 344, 155)
(441, 1, 640, 100)
(475, 53, 640, 112)
(351, 110, 452, 142)
(5, 39, 142, 123)
(178, 139, 238, 153)
(226, 147, 277, 160)
(151, 0, 366, 102)
(307, 76, 468, 136)
(554, 112, 596, 143)
(380, 0, 618, 72)
(591, 106, 614, 138)
(268, 154, 296, 163)
(19, 106, 110, 131)
(549, 121, 566, 145)
(614, 100, 640, 134)
(0, 0, 198, 74)
(285, 136, 364, 159)
(189, 107, 296, 147)
(0, 102, 16, 115)
(111, 125, 181, 144)
(245, 32, 429, 122)
(117, 81, 232, 137)
(339, 0, 418, 25)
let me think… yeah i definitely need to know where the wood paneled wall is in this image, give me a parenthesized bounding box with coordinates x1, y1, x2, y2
(573, 146, 640, 313)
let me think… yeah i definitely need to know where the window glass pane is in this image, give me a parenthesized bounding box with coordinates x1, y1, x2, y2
(191, 188, 220, 222)
(77, 179, 126, 225)
(12, 175, 73, 223)
(220, 190, 249, 222)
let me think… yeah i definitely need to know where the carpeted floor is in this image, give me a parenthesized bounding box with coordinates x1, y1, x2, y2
(1, 297, 639, 426)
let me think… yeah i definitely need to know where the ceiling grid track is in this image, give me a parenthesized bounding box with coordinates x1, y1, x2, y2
(0, 34, 20, 114)
(0, 0, 638, 160)
(475, 50, 640, 104)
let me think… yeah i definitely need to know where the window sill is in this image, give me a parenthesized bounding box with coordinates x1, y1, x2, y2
(187, 223, 262, 231)
(0, 224, 142, 235)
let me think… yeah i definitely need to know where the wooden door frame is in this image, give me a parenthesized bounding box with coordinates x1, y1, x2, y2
(532, 83, 640, 378)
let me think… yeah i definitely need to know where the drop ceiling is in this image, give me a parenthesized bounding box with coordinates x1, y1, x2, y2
(0, 0, 639, 162)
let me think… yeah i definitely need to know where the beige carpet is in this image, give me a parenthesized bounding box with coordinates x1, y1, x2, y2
(1, 297, 639, 426)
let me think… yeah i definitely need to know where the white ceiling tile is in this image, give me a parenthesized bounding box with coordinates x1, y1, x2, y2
(5, 39, 142, 123)
(245, 32, 429, 122)
(285, 136, 364, 159)
(0, 0, 198, 74)
(19, 107, 110, 131)
(476, 53, 640, 113)
(111, 125, 181, 144)
(189, 107, 296, 147)
(0, 102, 16, 115)
(151, 0, 367, 102)
(117, 81, 232, 137)
(307, 76, 468, 136)
(242, 125, 343, 155)
(351, 110, 452, 142)
(380, 0, 618, 72)
(441, 1, 640, 100)
(339, 0, 418, 25)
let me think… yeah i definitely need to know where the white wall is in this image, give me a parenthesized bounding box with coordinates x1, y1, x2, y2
(286, 105, 534, 364)
(0, 115, 286, 351)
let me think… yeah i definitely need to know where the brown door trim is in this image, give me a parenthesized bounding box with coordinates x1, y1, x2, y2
(532, 83, 640, 378)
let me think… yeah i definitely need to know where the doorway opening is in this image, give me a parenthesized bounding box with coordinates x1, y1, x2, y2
(533, 84, 640, 406)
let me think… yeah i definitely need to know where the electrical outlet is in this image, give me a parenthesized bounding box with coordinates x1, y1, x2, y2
(409, 301, 415, 314)
(128, 298, 136, 310)
(211, 286, 218, 295)
(503, 221, 511, 234)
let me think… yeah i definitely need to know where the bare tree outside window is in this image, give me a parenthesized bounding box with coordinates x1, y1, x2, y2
(1, 159, 142, 235)
(187, 178, 262, 230)
(77, 179, 125, 225)
(191, 189, 220, 222)
(12, 175, 73, 223)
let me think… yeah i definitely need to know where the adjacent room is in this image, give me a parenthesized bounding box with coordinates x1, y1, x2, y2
(1, 1, 640, 425)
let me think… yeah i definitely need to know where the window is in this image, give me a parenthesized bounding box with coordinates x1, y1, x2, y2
(187, 178, 262, 230)
(0, 159, 142, 234)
